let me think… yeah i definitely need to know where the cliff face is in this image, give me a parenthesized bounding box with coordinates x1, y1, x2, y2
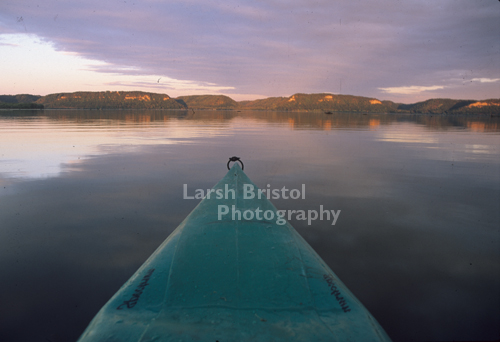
(240, 93, 394, 112)
(459, 100, 500, 114)
(35, 91, 186, 109)
(394, 98, 500, 115)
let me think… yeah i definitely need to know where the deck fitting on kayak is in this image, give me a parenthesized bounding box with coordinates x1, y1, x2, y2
(227, 156, 244, 170)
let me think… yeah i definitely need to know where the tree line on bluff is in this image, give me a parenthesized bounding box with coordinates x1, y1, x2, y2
(1, 91, 499, 114)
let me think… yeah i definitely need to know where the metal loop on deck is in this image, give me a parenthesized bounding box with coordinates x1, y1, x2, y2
(227, 156, 244, 170)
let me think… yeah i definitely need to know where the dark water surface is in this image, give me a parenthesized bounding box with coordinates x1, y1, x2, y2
(1, 109, 499, 342)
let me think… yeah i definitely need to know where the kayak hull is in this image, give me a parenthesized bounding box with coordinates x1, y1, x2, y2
(78, 164, 391, 342)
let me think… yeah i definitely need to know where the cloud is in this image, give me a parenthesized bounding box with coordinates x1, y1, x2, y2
(104, 78, 235, 93)
(0, 0, 499, 102)
(0, 41, 18, 47)
(471, 78, 500, 83)
(378, 85, 445, 95)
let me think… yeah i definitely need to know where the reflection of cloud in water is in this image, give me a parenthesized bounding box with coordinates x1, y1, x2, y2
(376, 123, 500, 163)
(377, 123, 439, 144)
(464, 144, 492, 154)
(0, 116, 232, 178)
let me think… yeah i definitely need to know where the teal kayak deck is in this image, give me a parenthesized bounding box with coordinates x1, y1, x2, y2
(78, 164, 391, 341)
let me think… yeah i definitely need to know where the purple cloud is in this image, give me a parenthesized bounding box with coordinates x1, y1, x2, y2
(0, 0, 498, 102)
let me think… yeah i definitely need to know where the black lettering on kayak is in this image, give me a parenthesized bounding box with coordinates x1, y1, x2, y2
(117, 268, 155, 310)
(323, 274, 351, 313)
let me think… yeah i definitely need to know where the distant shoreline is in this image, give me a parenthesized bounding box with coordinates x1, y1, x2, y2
(1, 91, 499, 115)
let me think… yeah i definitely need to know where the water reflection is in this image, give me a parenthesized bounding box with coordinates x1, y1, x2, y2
(0, 111, 233, 178)
(1, 110, 499, 180)
(2, 109, 500, 128)
(0, 109, 499, 341)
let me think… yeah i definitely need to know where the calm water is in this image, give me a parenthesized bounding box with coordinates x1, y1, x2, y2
(0, 109, 499, 342)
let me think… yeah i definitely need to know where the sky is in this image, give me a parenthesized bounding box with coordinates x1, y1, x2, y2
(0, 0, 499, 103)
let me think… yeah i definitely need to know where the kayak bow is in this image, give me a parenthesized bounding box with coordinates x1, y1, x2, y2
(78, 162, 392, 342)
